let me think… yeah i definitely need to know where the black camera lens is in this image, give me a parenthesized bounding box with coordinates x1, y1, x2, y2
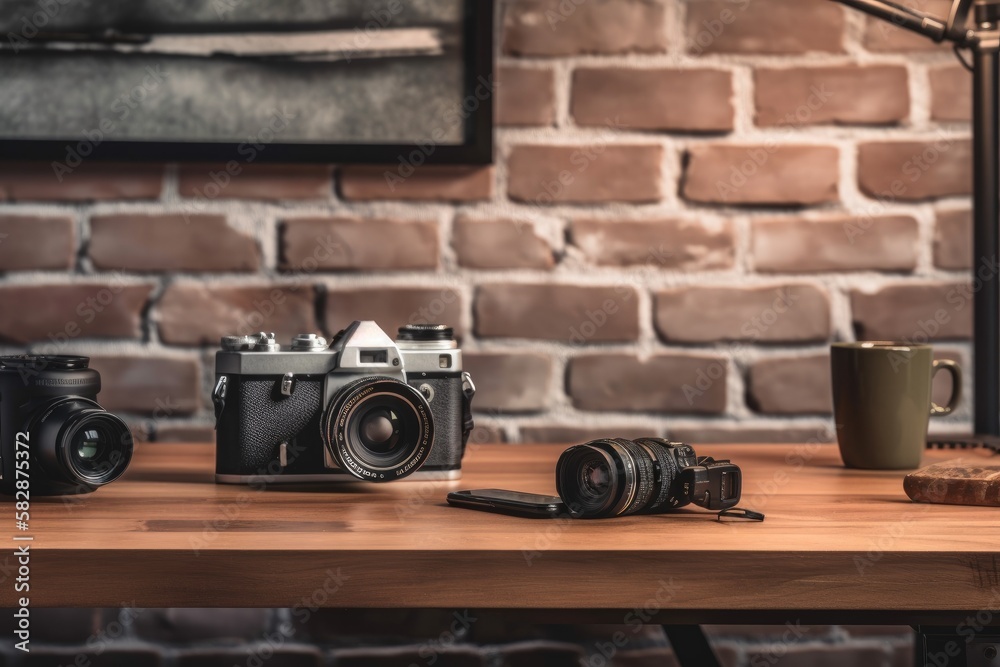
(321, 377, 434, 482)
(33, 399, 133, 487)
(358, 407, 401, 454)
(0, 355, 91, 371)
(556, 438, 657, 519)
(556, 438, 688, 519)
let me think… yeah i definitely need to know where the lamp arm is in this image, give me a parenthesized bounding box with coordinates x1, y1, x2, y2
(946, 0, 976, 43)
(832, 0, 947, 40)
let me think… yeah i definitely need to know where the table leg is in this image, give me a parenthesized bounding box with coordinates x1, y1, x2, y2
(662, 625, 721, 667)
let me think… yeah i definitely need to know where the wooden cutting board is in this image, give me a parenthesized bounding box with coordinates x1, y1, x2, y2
(904, 458, 1000, 507)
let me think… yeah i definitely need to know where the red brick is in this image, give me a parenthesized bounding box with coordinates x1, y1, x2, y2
(475, 284, 640, 342)
(755, 65, 909, 126)
(0, 282, 153, 344)
(465, 353, 553, 412)
(498, 65, 556, 126)
(863, 0, 953, 52)
(280, 217, 438, 272)
(568, 353, 728, 413)
(748, 354, 832, 415)
(571, 68, 734, 132)
(654, 284, 832, 343)
(683, 144, 839, 205)
(177, 163, 333, 200)
(570, 218, 734, 269)
(452, 217, 555, 270)
(668, 426, 835, 444)
(851, 283, 973, 340)
(87, 355, 201, 415)
(934, 209, 971, 270)
(685, 0, 845, 55)
(325, 287, 465, 339)
(519, 425, 661, 444)
(0, 162, 163, 201)
(752, 215, 918, 273)
(503, 0, 667, 56)
(157, 283, 318, 346)
(89, 214, 259, 272)
(177, 648, 321, 667)
(857, 139, 972, 201)
(136, 608, 270, 643)
(929, 64, 971, 122)
(508, 144, 663, 204)
(0, 215, 75, 270)
(339, 165, 492, 202)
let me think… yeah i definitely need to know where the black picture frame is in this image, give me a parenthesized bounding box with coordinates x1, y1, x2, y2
(0, 0, 494, 165)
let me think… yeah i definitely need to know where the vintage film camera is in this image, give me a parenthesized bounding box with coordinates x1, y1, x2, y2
(0, 355, 133, 496)
(214, 321, 475, 484)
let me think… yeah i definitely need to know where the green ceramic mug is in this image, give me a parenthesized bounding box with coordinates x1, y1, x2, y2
(831, 342, 962, 470)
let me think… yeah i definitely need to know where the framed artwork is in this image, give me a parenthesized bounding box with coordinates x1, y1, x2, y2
(0, 0, 493, 164)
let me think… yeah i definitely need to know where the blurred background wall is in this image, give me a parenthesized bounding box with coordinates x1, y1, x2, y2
(0, 0, 972, 444)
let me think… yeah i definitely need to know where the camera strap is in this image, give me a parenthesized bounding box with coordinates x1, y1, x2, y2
(716, 507, 765, 522)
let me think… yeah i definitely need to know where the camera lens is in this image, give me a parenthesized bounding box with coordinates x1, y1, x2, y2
(556, 438, 681, 519)
(75, 429, 102, 460)
(321, 377, 434, 482)
(32, 399, 134, 487)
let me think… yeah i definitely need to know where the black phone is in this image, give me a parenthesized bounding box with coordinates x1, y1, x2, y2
(447, 489, 568, 519)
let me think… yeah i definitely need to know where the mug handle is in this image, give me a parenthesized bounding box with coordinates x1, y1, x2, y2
(930, 359, 962, 416)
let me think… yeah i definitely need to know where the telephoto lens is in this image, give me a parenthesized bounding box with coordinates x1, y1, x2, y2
(555, 438, 742, 519)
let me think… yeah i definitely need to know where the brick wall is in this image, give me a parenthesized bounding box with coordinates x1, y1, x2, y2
(0, 608, 916, 666)
(0, 0, 974, 444)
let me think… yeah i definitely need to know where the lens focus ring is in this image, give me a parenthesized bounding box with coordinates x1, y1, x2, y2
(634, 438, 679, 513)
(321, 376, 434, 482)
(611, 439, 656, 517)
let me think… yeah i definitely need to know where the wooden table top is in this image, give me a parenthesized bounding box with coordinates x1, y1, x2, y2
(6, 442, 1000, 620)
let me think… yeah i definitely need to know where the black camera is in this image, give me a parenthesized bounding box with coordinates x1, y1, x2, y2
(213, 321, 475, 484)
(556, 438, 741, 518)
(0, 355, 134, 496)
